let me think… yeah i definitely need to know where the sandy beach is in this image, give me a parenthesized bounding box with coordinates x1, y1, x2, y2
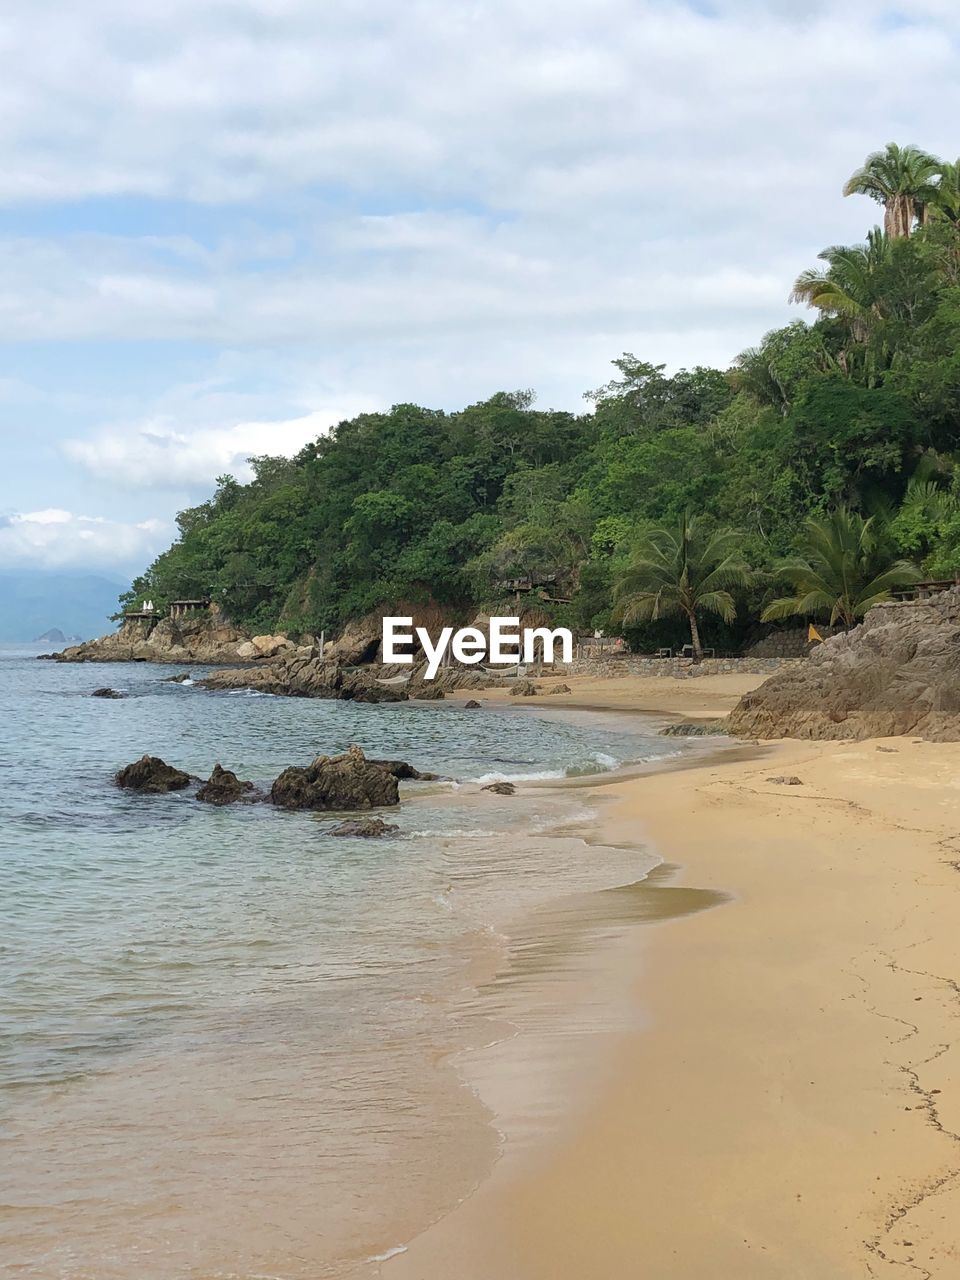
(388, 673, 960, 1279)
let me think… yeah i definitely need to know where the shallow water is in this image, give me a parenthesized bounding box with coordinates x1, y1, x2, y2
(0, 649, 686, 1278)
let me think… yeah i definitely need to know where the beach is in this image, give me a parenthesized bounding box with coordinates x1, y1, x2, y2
(388, 673, 960, 1279)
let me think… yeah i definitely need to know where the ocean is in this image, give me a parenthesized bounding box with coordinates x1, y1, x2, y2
(0, 648, 687, 1278)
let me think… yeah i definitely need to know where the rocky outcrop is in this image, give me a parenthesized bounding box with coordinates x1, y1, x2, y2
(54, 613, 251, 665)
(728, 588, 960, 741)
(482, 781, 516, 795)
(200, 658, 409, 701)
(510, 680, 540, 697)
(329, 817, 400, 838)
(325, 613, 383, 665)
(270, 745, 401, 811)
(199, 655, 504, 701)
(115, 755, 191, 793)
(236, 634, 296, 660)
(366, 759, 439, 781)
(92, 687, 126, 699)
(660, 719, 727, 737)
(196, 764, 257, 805)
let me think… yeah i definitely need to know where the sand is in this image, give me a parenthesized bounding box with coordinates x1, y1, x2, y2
(387, 673, 960, 1279)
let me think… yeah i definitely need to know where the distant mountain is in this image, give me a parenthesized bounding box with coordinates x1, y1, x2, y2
(0, 572, 127, 643)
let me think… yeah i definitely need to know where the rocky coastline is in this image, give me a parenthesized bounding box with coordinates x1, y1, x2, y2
(728, 586, 960, 741)
(49, 614, 257, 665)
(198, 653, 504, 701)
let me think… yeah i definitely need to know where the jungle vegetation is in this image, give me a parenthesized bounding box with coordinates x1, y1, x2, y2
(122, 144, 960, 654)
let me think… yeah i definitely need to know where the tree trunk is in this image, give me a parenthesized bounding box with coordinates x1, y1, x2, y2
(688, 610, 703, 663)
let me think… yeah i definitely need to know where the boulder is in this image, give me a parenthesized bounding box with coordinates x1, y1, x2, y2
(482, 781, 516, 795)
(544, 683, 572, 695)
(326, 614, 383, 665)
(414, 685, 445, 700)
(464, 699, 482, 709)
(766, 775, 804, 786)
(329, 817, 400, 838)
(236, 641, 259, 659)
(92, 687, 126, 699)
(270, 745, 400, 811)
(251, 633, 293, 658)
(161, 672, 192, 683)
(510, 680, 540, 697)
(196, 764, 256, 805)
(728, 588, 960, 741)
(115, 755, 191, 793)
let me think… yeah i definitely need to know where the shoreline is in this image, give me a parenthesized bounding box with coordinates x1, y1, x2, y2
(386, 677, 960, 1279)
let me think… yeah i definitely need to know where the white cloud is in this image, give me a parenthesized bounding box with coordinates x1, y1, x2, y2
(1, 0, 959, 575)
(63, 405, 370, 489)
(0, 509, 169, 570)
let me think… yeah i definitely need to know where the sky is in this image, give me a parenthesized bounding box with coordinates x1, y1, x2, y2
(1, 0, 959, 577)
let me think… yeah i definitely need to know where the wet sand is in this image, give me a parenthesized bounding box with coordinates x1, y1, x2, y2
(388, 675, 960, 1279)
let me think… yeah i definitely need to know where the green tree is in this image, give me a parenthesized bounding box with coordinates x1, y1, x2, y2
(843, 143, 942, 239)
(790, 230, 891, 342)
(762, 508, 919, 628)
(612, 513, 753, 661)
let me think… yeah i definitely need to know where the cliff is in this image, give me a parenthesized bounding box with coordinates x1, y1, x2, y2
(728, 587, 960, 741)
(51, 614, 253, 665)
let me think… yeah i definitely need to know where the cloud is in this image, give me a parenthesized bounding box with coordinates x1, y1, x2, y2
(0, 509, 169, 571)
(63, 405, 368, 489)
(1, 0, 960, 575)
(0, 1, 954, 387)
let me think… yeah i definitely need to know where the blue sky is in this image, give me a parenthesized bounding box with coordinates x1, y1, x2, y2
(1, 0, 958, 575)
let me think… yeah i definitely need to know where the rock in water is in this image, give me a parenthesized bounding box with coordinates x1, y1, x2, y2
(482, 781, 516, 795)
(115, 755, 191, 793)
(366, 759, 438, 781)
(329, 817, 400, 838)
(270, 745, 400, 811)
(464, 699, 482, 709)
(729, 587, 960, 741)
(196, 764, 255, 805)
(92, 687, 126, 699)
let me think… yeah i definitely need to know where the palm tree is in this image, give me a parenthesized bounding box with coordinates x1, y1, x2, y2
(930, 158, 960, 224)
(762, 508, 919, 629)
(843, 143, 942, 238)
(789, 229, 890, 341)
(613, 513, 753, 661)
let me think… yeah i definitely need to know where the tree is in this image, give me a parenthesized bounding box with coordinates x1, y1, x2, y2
(930, 158, 960, 225)
(762, 508, 919, 628)
(612, 513, 753, 660)
(789, 230, 891, 341)
(843, 143, 942, 239)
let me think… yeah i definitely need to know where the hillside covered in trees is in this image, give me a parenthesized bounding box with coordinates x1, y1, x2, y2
(123, 144, 960, 655)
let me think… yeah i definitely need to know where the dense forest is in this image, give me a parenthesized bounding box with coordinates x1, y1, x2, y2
(123, 143, 960, 656)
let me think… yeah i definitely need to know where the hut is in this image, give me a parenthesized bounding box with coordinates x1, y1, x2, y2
(168, 598, 211, 620)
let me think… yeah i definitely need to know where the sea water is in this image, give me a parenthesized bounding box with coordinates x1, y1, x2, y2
(0, 649, 685, 1278)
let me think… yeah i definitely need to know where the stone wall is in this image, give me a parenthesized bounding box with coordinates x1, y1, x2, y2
(742, 626, 841, 659)
(565, 655, 801, 680)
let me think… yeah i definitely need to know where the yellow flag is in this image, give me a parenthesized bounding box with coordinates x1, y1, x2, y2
(807, 623, 823, 644)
